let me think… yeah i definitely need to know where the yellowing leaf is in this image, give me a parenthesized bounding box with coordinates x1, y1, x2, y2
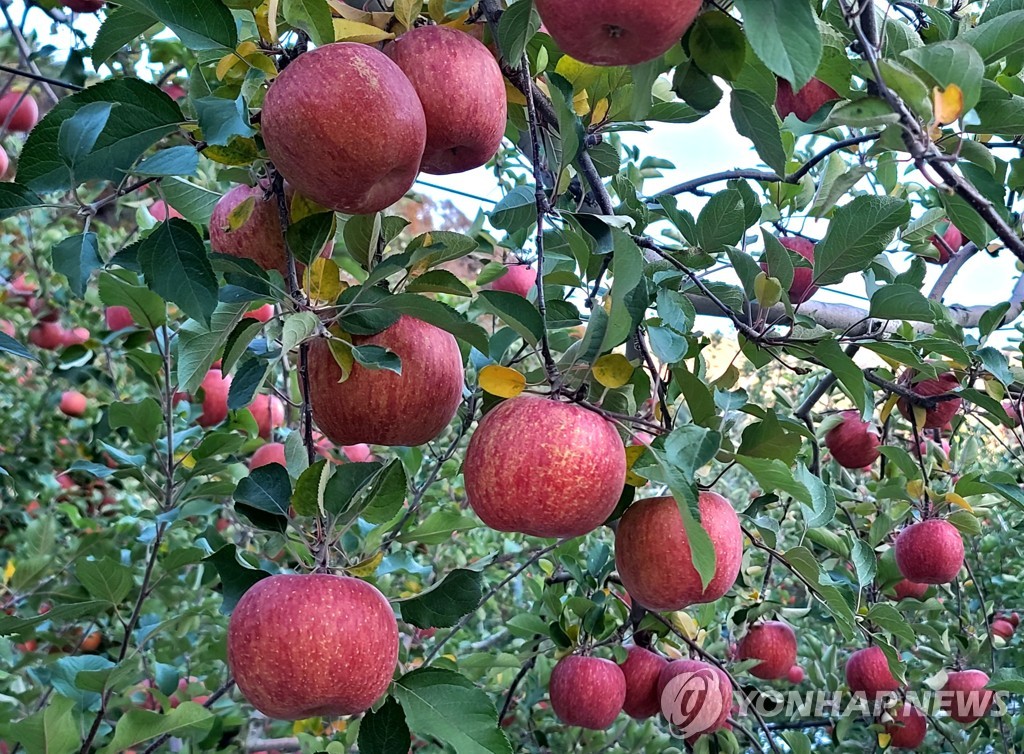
(906, 479, 925, 499)
(879, 392, 900, 424)
(572, 89, 589, 117)
(479, 364, 526, 398)
(591, 97, 610, 124)
(289, 192, 329, 223)
(327, 329, 355, 383)
(3, 558, 14, 584)
(670, 611, 701, 641)
(216, 51, 243, 81)
(304, 258, 344, 303)
(911, 404, 929, 429)
(179, 451, 196, 470)
(945, 492, 973, 512)
(429, 0, 449, 22)
(224, 195, 255, 233)
(592, 353, 634, 388)
(334, 18, 395, 44)
(553, 55, 602, 90)
(347, 551, 384, 578)
(393, 0, 423, 30)
(505, 81, 527, 106)
(878, 732, 892, 748)
(264, 0, 279, 43)
(932, 84, 964, 126)
(203, 137, 261, 166)
(625, 444, 647, 487)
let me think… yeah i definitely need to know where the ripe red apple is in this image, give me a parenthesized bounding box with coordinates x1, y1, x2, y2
(824, 410, 880, 469)
(465, 396, 626, 537)
(761, 236, 818, 304)
(657, 660, 731, 741)
(845, 646, 899, 700)
(941, 669, 993, 724)
(228, 574, 398, 720)
(209, 184, 288, 272)
(535, 0, 702, 66)
(619, 645, 668, 719)
(61, 0, 104, 11)
(0, 91, 38, 132)
(894, 519, 964, 585)
(250, 442, 287, 470)
(148, 200, 181, 221)
(891, 579, 928, 601)
(161, 82, 187, 100)
(991, 619, 1014, 640)
(549, 655, 626, 730)
(787, 665, 805, 684)
(105, 306, 136, 331)
(249, 393, 285, 440)
(927, 222, 963, 264)
(886, 703, 927, 749)
(342, 444, 373, 463)
(262, 43, 426, 215)
(60, 390, 87, 417)
(615, 492, 742, 611)
(775, 77, 840, 121)
(385, 26, 506, 175)
(244, 304, 274, 323)
(196, 368, 231, 428)
(29, 322, 64, 351)
(897, 371, 961, 429)
(308, 316, 463, 446)
(737, 621, 797, 680)
(489, 264, 537, 298)
(0, 148, 8, 179)
(1007, 612, 1021, 628)
(61, 327, 89, 347)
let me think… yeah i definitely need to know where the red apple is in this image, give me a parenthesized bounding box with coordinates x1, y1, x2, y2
(261, 43, 426, 215)
(342, 444, 373, 463)
(927, 222, 963, 264)
(761, 236, 818, 304)
(244, 304, 274, 323)
(196, 368, 231, 428)
(105, 306, 136, 331)
(489, 264, 537, 298)
(657, 660, 731, 741)
(308, 316, 463, 446)
(775, 78, 840, 121)
(894, 519, 964, 585)
(227, 574, 398, 720)
(548, 655, 626, 730)
(897, 371, 961, 429)
(61, 327, 90, 347)
(250, 442, 287, 470)
(59, 390, 87, 417)
(385, 26, 506, 175)
(824, 410, 880, 469)
(0, 91, 39, 132)
(737, 621, 797, 680)
(465, 396, 626, 537)
(161, 83, 187, 100)
(209, 183, 288, 272)
(0, 148, 8, 179)
(148, 200, 182, 221)
(787, 665, 805, 684)
(891, 579, 928, 601)
(62, 0, 104, 10)
(886, 703, 927, 749)
(845, 646, 900, 701)
(1008, 612, 1021, 628)
(535, 0, 702, 66)
(1002, 400, 1019, 427)
(615, 492, 742, 611)
(249, 393, 285, 440)
(619, 645, 668, 719)
(29, 322, 64, 351)
(941, 669, 993, 724)
(991, 619, 1014, 640)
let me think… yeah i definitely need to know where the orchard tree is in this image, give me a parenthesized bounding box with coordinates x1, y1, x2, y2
(2, 0, 1024, 752)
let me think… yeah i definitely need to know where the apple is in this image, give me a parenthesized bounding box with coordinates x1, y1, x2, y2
(29, 322, 64, 351)
(148, 200, 181, 221)
(615, 492, 742, 611)
(941, 669, 993, 724)
(61, 0, 104, 11)
(196, 368, 232, 428)
(1002, 400, 1019, 427)
(209, 183, 288, 272)
(775, 77, 840, 121)
(244, 304, 274, 323)
(0, 91, 39, 132)
(736, 621, 797, 680)
(465, 396, 626, 537)
(249, 393, 285, 439)
(61, 327, 90, 347)
(619, 645, 668, 719)
(991, 619, 1014, 640)
(787, 665, 805, 684)
(250, 442, 287, 470)
(342, 444, 373, 463)
(897, 371, 961, 429)
(308, 316, 463, 446)
(0, 148, 8, 179)
(886, 703, 927, 749)
(385, 26, 506, 175)
(1007, 612, 1021, 628)
(927, 222, 963, 264)
(891, 579, 928, 601)
(548, 655, 626, 730)
(0, 320, 14, 337)
(261, 43, 426, 215)
(845, 646, 899, 701)
(59, 390, 87, 417)
(761, 236, 818, 304)
(824, 411, 880, 469)
(657, 659, 731, 741)
(161, 83, 187, 100)
(105, 306, 136, 331)
(228, 573, 398, 720)
(489, 264, 537, 298)
(894, 519, 964, 585)
(535, 0, 702, 67)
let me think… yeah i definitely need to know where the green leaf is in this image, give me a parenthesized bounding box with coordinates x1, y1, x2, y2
(282, 0, 335, 46)
(940, 191, 993, 249)
(490, 185, 536, 233)
(393, 668, 513, 754)
(59, 101, 115, 166)
(813, 339, 869, 412)
(9, 694, 80, 754)
(109, 398, 164, 444)
(287, 211, 336, 266)
(77, 558, 134, 604)
(194, 95, 255, 146)
(204, 544, 271, 613)
(406, 269, 473, 297)
(160, 177, 221, 226)
(292, 459, 330, 517)
(100, 702, 215, 754)
(868, 284, 935, 323)
(351, 344, 402, 375)
(363, 460, 409, 524)
(358, 697, 411, 754)
(689, 10, 746, 80)
(112, 0, 237, 50)
(813, 196, 911, 286)
(497, 0, 540, 66)
(131, 146, 200, 177)
(794, 464, 836, 527)
(851, 539, 877, 590)
(696, 189, 747, 252)
(398, 569, 483, 629)
(398, 511, 479, 545)
(477, 290, 543, 346)
(324, 462, 384, 517)
(0, 182, 42, 219)
(866, 603, 916, 644)
(52, 232, 101, 298)
(601, 230, 645, 351)
(93, 7, 158, 66)
(379, 294, 488, 353)
(733, 0, 822, 90)
(176, 302, 246, 392)
(138, 219, 218, 326)
(902, 41, 984, 113)
(730, 89, 785, 175)
(962, 10, 1024, 64)
(0, 601, 109, 637)
(0, 331, 38, 361)
(234, 464, 292, 529)
(736, 456, 810, 503)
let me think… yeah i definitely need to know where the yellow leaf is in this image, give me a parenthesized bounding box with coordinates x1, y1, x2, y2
(625, 445, 647, 487)
(479, 364, 527, 398)
(945, 492, 973, 512)
(592, 353, 634, 389)
(289, 192, 330, 223)
(393, 0, 423, 30)
(878, 732, 892, 748)
(346, 551, 384, 578)
(906, 479, 925, 499)
(292, 718, 322, 735)
(3, 558, 14, 584)
(179, 451, 196, 470)
(304, 258, 344, 303)
(553, 55, 601, 90)
(505, 81, 527, 106)
(572, 89, 589, 117)
(670, 611, 701, 641)
(911, 404, 929, 429)
(879, 392, 900, 424)
(224, 195, 255, 233)
(244, 51, 279, 79)
(327, 328, 355, 383)
(932, 84, 964, 126)
(203, 137, 261, 167)
(591, 97, 610, 125)
(264, 0, 279, 43)
(216, 52, 242, 81)
(334, 18, 395, 44)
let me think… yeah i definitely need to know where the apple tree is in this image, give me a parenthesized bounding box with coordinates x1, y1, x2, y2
(1, 0, 1024, 752)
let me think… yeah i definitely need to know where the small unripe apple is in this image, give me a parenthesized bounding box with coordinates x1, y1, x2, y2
(148, 200, 182, 222)
(105, 306, 136, 331)
(244, 304, 274, 323)
(29, 322, 64, 351)
(59, 390, 88, 417)
(249, 393, 285, 440)
(787, 665, 805, 684)
(775, 78, 840, 121)
(927, 222, 963, 265)
(761, 236, 818, 304)
(941, 669, 993, 724)
(196, 368, 231, 428)
(991, 619, 1014, 640)
(891, 579, 928, 601)
(549, 655, 626, 730)
(845, 646, 899, 701)
(489, 264, 537, 298)
(886, 702, 927, 749)
(897, 371, 961, 429)
(657, 660, 731, 741)
(824, 411, 880, 469)
(0, 91, 39, 132)
(737, 621, 797, 680)
(894, 519, 964, 585)
(619, 645, 668, 719)
(209, 184, 288, 272)
(250, 442, 287, 470)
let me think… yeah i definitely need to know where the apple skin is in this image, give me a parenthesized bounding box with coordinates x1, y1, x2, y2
(615, 492, 742, 611)
(61, 0, 104, 11)
(59, 390, 88, 417)
(894, 519, 964, 585)
(825, 410, 880, 469)
(196, 368, 232, 428)
(0, 92, 38, 132)
(897, 371, 961, 429)
(162, 83, 187, 101)
(845, 646, 900, 701)
(941, 669, 993, 724)
(61, 327, 90, 347)
(489, 264, 537, 298)
(342, 444, 373, 463)
(227, 573, 398, 720)
(619, 645, 668, 719)
(250, 442, 287, 471)
(244, 304, 274, 323)
(262, 43, 426, 215)
(736, 621, 797, 680)
(105, 306, 136, 331)
(209, 184, 288, 272)
(891, 579, 929, 601)
(0, 148, 8, 179)
(787, 665, 805, 684)
(1002, 400, 1020, 427)
(991, 619, 1014, 640)
(535, 0, 702, 67)
(886, 703, 927, 749)
(385, 26, 506, 175)
(657, 660, 731, 740)
(775, 78, 840, 121)
(249, 393, 285, 440)
(549, 655, 626, 730)
(148, 200, 182, 221)
(29, 322, 64, 351)
(927, 222, 963, 264)
(761, 236, 818, 304)
(465, 396, 626, 537)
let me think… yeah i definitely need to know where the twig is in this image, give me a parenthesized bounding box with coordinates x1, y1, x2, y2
(0, 62, 83, 91)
